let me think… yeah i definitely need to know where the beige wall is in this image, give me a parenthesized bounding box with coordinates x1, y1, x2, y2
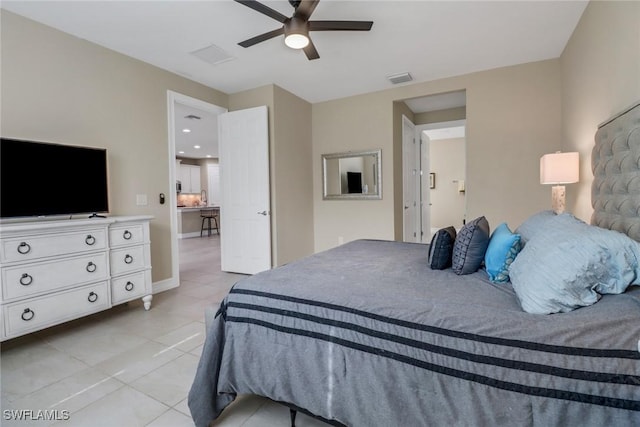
(5, 0, 636, 272)
(430, 137, 466, 231)
(415, 106, 466, 126)
(561, 0, 640, 222)
(271, 85, 314, 265)
(0, 11, 228, 284)
(313, 60, 561, 252)
(228, 85, 314, 266)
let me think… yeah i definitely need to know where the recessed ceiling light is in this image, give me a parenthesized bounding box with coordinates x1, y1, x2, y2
(206, 155, 212, 158)
(178, 151, 185, 154)
(182, 128, 191, 133)
(194, 145, 201, 149)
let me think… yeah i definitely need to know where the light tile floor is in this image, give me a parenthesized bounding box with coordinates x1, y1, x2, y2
(1, 235, 327, 427)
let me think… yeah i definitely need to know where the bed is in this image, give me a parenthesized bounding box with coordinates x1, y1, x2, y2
(189, 102, 640, 427)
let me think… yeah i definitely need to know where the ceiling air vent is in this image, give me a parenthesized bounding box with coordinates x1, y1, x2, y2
(387, 72, 413, 85)
(190, 44, 235, 66)
(184, 114, 201, 120)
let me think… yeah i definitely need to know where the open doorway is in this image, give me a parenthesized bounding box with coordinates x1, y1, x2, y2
(420, 121, 466, 236)
(166, 91, 227, 289)
(399, 90, 466, 242)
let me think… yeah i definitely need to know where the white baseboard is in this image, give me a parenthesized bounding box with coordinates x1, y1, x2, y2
(152, 277, 179, 294)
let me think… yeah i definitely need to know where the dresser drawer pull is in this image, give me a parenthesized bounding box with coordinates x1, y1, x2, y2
(21, 308, 35, 321)
(86, 262, 97, 273)
(17, 242, 31, 255)
(123, 230, 132, 240)
(20, 273, 34, 286)
(85, 235, 96, 246)
(87, 292, 98, 303)
(124, 254, 134, 264)
(125, 281, 134, 292)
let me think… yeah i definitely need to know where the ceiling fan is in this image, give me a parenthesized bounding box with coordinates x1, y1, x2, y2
(234, 0, 373, 60)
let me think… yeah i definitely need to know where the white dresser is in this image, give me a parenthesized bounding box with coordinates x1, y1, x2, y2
(0, 216, 152, 341)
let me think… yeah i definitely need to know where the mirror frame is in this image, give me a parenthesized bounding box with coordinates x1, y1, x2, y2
(322, 149, 382, 200)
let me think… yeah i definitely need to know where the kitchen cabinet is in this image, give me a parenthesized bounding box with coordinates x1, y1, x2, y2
(179, 164, 201, 194)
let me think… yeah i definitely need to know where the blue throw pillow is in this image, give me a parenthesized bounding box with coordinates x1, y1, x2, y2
(428, 226, 457, 270)
(484, 223, 521, 283)
(509, 213, 640, 314)
(452, 216, 490, 275)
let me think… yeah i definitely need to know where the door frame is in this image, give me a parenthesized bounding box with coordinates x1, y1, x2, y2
(164, 91, 227, 291)
(402, 115, 419, 242)
(416, 119, 467, 238)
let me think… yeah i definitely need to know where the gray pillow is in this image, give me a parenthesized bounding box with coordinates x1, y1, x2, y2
(509, 213, 640, 314)
(428, 226, 457, 270)
(515, 210, 556, 246)
(452, 216, 490, 275)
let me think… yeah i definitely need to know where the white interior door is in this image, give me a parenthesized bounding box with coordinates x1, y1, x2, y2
(219, 106, 271, 274)
(420, 131, 431, 241)
(402, 115, 419, 242)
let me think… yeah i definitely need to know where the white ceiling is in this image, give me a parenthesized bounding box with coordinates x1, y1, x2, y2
(2, 0, 588, 105)
(424, 125, 465, 141)
(2, 1, 587, 159)
(174, 103, 221, 159)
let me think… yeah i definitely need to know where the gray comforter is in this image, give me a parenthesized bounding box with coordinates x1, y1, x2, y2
(189, 239, 640, 426)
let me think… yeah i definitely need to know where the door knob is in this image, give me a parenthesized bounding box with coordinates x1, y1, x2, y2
(257, 211, 269, 216)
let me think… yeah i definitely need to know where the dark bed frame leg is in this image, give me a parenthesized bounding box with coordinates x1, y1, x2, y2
(290, 408, 297, 427)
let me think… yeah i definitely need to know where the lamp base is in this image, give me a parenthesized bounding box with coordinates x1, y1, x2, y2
(551, 185, 566, 214)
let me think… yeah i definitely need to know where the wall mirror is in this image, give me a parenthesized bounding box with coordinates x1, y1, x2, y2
(322, 149, 382, 200)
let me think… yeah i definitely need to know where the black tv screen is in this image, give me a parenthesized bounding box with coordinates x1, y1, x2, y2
(347, 171, 362, 193)
(0, 138, 109, 218)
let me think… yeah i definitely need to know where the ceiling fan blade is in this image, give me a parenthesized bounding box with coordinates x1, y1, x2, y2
(234, 0, 289, 23)
(238, 27, 284, 48)
(309, 20, 373, 31)
(295, 0, 320, 19)
(303, 39, 320, 60)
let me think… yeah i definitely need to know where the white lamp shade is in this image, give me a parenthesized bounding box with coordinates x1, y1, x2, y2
(540, 152, 579, 184)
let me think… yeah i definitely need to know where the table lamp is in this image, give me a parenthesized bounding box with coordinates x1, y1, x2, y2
(540, 152, 579, 214)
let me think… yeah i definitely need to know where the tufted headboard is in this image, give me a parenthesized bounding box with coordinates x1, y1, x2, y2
(591, 101, 640, 242)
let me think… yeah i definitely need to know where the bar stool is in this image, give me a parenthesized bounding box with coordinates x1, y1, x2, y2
(200, 208, 219, 237)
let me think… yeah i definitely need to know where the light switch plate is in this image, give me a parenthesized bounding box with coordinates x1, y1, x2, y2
(136, 194, 148, 206)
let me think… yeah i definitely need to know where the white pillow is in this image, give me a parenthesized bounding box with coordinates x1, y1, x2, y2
(509, 213, 640, 314)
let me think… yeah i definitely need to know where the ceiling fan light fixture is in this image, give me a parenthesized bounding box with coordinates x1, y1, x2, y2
(284, 17, 309, 49)
(284, 33, 309, 49)
(235, 0, 373, 60)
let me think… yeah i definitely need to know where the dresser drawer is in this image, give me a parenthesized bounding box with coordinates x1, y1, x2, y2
(111, 271, 148, 305)
(4, 281, 110, 338)
(1, 229, 107, 263)
(110, 245, 145, 276)
(109, 224, 144, 248)
(2, 252, 109, 301)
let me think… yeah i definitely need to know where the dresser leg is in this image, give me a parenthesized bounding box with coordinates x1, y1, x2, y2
(142, 294, 153, 311)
